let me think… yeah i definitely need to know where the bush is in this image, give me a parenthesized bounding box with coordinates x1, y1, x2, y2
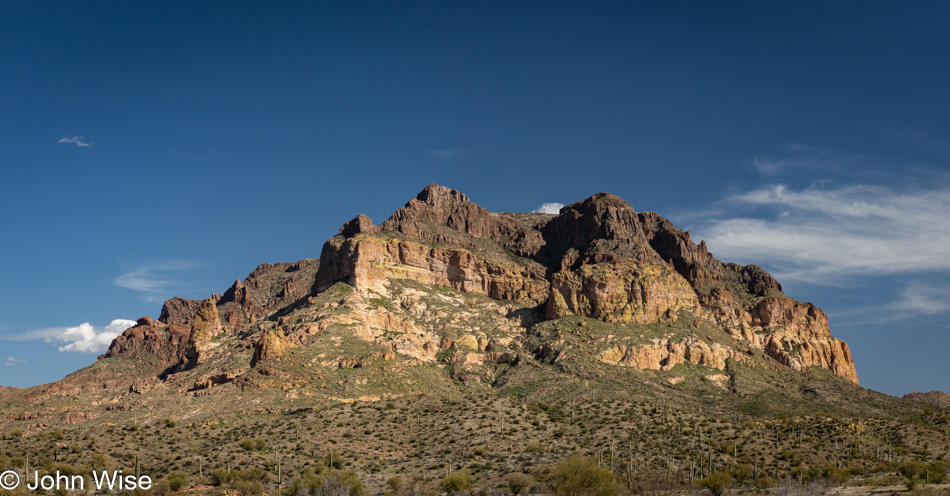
(210, 467, 232, 486)
(440, 471, 475, 494)
(290, 468, 365, 496)
(698, 470, 731, 496)
(900, 461, 927, 490)
(165, 472, 190, 492)
(546, 456, 620, 496)
(385, 475, 403, 496)
(325, 451, 345, 469)
(240, 438, 268, 451)
(729, 464, 753, 484)
(506, 473, 534, 495)
(234, 478, 264, 496)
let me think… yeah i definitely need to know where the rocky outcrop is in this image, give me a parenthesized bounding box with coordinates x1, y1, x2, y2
(315, 235, 549, 303)
(100, 322, 193, 367)
(379, 184, 549, 258)
(190, 297, 222, 343)
(340, 214, 379, 237)
(252, 329, 286, 366)
(546, 261, 698, 323)
(903, 391, 950, 408)
(597, 339, 746, 371)
(159, 297, 201, 326)
(218, 258, 320, 324)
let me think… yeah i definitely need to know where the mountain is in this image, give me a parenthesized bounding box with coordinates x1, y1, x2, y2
(3, 185, 946, 495)
(3, 185, 863, 416)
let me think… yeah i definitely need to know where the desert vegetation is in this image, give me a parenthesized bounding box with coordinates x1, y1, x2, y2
(2, 392, 948, 495)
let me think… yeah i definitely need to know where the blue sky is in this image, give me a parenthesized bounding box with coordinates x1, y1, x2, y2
(2, 1, 949, 396)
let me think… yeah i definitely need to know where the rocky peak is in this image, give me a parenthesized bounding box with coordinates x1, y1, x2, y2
(539, 193, 649, 269)
(159, 297, 201, 326)
(380, 185, 516, 244)
(416, 183, 470, 207)
(340, 214, 379, 238)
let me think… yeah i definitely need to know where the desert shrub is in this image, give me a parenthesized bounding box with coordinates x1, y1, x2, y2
(385, 475, 403, 496)
(210, 467, 232, 486)
(900, 461, 927, 490)
(506, 473, 534, 495)
(325, 451, 345, 469)
(240, 438, 268, 452)
(290, 468, 365, 496)
(545, 456, 620, 496)
(753, 476, 776, 491)
(871, 462, 897, 473)
(928, 461, 949, 484)
(698, 470, 731, 496)
(165, 472, 190, 492)
(234, 478, 265, 496)
(729, 464, 754, 484)
(440, 471, 475, 494)
(234, 467, 270, 484)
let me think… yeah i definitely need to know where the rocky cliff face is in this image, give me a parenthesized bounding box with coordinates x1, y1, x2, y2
(312, 185, 858, 383)
(98, 184, 858, 400)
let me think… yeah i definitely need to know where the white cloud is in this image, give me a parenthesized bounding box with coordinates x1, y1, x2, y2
(691, 183, 950, 283)
(49, 319, 136, 354)
(5, 356, 25, 366)
(114, 260, 198, 294)
(57, 136, 92, 148)
(532, 202, 564, 215)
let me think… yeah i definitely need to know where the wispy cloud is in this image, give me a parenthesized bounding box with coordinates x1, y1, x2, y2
(751, 145, 864, 175)
(57, 136, 92, 148)
(48, 319, 135, 353)
(114, 260, 199, 297)
(692, 183, 950, 282)
(427, 148, 463, 161)
(532, 202, 564, 215)
(5, 356, 25, 366)
(887, 284, 950, 315)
